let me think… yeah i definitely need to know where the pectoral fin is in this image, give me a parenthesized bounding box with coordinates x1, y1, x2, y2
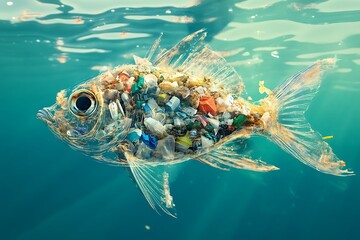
(125, 153, 177, 217)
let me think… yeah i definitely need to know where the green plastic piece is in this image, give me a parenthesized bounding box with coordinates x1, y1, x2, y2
(131, 76, 145, 94)
(205, 125, 214, 132)
(136, 101, 145, 109)
(233, 114, 248, 128)
(186, 122, 194, 130)
(194, 121, 202, 129)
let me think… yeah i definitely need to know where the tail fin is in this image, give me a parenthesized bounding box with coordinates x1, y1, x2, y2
(261, 58, 353, 176)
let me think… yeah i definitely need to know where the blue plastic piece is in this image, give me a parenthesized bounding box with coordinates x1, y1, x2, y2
(165, 96, 180, 112)
(176, 111, 187, 119)
(141, 133, 158, 149)
(143, 103, 151, 114)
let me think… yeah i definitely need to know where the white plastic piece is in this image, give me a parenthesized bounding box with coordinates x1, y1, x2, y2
(182, 107, 197, 116)
(173, 117, 184, 127)
(224, 94, 234, 107)
(260, 112, 270, 129)
(201, 136, 214, 148)
(147, 98, 159, 111)
(108, 101, 118, 120)
(225, 119, 233, 125)
(116, 99, 125, 117)
(121, 92, 130, 103)
(194, 86, 206, 96)
(144, 117, 167, 137)
(144, 74, 158, 87)
(205, 117, 220, 130)
(242, 104, 251, 115)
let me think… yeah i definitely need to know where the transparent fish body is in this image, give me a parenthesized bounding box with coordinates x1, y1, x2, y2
(38, 30, 353, 218)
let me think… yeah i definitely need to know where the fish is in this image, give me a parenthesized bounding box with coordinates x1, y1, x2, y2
(37, 30, 354, 218)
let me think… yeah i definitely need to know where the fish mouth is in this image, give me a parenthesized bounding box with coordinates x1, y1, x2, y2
(37, 108, 54, 123)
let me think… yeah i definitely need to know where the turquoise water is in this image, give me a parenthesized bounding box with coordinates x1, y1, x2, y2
(1, 0, 360, 239)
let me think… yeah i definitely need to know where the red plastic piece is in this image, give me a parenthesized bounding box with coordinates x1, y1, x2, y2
(199, 96, 217, 116)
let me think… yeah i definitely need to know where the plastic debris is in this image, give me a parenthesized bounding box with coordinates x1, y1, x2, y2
(127, 128, 142, 142)
(144, 117, 167, 137)
(94, 54, 263, 159)
(108, 101, 118, 120)
(201, 135, 214, 148)
(136, 142, 153, 158)
(233, 115, 248, 129)
(131, 76, 145, 94)
(165, 96, 180, 112)
(199, 96, 217, 115)
(158, 93, 170, 105)
(140, 133, 158, 149)
(154, 135, 175, 160)
(322, 135, 334, 141)
(182, 107, 197, 116)
(159, 81, 178, 92)
(144, 74, 158, 87)
(173, 117, 185, 127)
(176, 131, 192, 152)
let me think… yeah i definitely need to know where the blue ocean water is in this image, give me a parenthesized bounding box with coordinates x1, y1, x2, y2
(1, 0, 359, 239)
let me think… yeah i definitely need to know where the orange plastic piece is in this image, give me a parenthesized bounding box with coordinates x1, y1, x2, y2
(199, 96, 217, 115)
(227, 125, 236, 131)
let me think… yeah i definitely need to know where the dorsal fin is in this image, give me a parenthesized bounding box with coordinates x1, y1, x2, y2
(151, 30, 245, 96)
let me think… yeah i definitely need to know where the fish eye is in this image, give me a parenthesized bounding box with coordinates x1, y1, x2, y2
(69, 90, 98, 117)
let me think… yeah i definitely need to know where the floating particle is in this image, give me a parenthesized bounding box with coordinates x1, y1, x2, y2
(145, 225, 151, 230)
(271, 51, 279, 58)
(73, 17, 84, 24)
(322, 136, 334, 141)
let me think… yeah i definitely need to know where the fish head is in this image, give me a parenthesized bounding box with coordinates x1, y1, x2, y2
(37, 79, 131, 155)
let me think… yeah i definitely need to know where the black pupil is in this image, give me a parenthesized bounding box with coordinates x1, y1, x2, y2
(76, 96, 91, 111)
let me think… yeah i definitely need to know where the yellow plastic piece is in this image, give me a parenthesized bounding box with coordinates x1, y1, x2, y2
(176, 131, 192, 148)
(322, 135, 334, 140)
